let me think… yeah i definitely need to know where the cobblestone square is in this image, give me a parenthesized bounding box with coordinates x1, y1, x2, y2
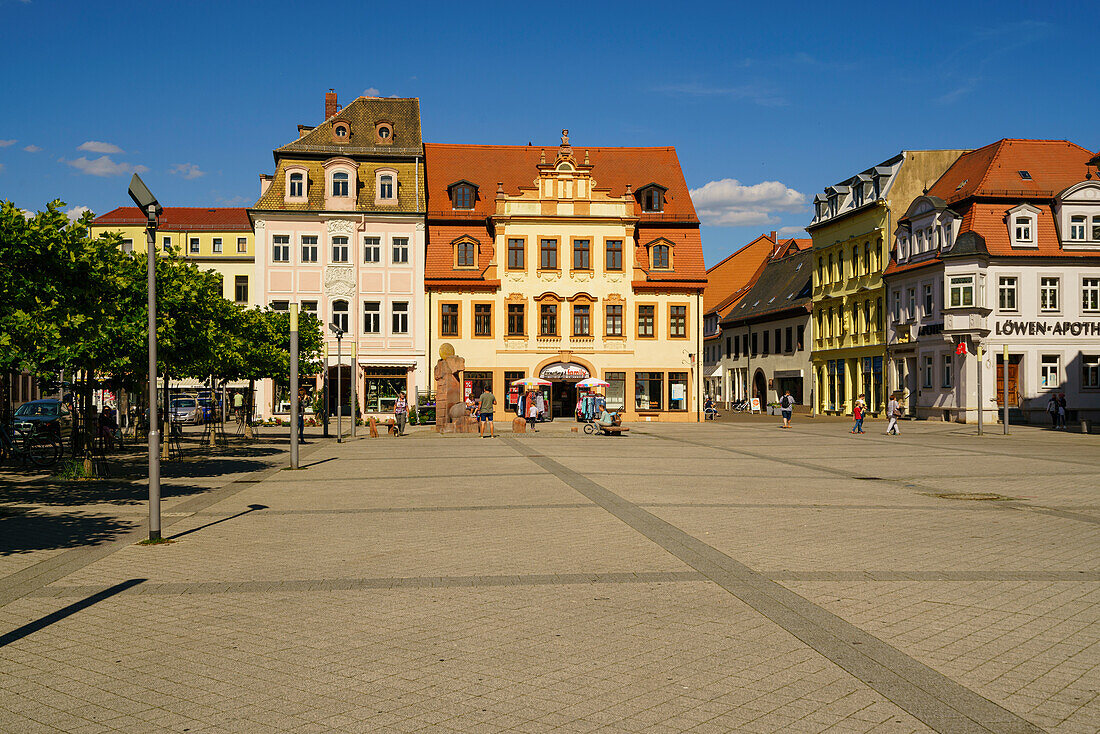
(1, 419, 1097, 733)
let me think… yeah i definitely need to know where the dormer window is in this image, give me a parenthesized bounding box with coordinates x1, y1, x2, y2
(1007, 204, 1041, 248)
(652, 244, 670, 269)
(637, 184, 666, 213)
(1070, 215, 1086, 240)
(334, 125, 348, 138)
(332, 172, 349, 198)
(331, 121, 351, 143)
(375, 121, 394, 145)
(380, 175, 393, 199)
(454, 239, 477, 269)
(1015, 217, 1032, 242)
(378, 126, 390, 139)
(942, 221, 953, 248)
(448, 181, 478, 210)
(289, 173, 304, 198)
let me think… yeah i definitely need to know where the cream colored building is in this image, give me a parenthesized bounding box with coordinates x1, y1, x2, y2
(424, 134, 707, 422)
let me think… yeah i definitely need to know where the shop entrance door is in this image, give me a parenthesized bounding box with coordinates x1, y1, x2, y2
(551, 381, 578, 420)
(996, 355, 1021, 407)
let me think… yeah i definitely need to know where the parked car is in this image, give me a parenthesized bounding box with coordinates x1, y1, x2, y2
(12, 399, 73, 439)
(196, 396, 222, 423)
(169, 398, 203, 425)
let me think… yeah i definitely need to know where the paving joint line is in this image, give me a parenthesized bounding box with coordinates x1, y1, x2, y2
(498, 435, 1044, 734)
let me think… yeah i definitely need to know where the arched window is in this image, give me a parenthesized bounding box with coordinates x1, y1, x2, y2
(456, 241, 476, 268)
(379, 175, 394, 199)
(651, 244, 670, 270)
(289, 173, 304, 198)
(331, 300, 349, 333)
(332, 172, 349, 197)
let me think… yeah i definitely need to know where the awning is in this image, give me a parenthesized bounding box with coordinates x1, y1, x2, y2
(707, 365, 723, 378)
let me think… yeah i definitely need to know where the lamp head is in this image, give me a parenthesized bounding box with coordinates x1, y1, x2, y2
(328, 322, 344, 337)
(127, 173, 162, 216)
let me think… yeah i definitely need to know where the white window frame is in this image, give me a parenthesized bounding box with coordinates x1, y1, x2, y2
(948, 275, 975, 308)
(1083, 354, 1100, 389)
(285, 166, 308, 202)
(1040, 354, 1060, 389)
(332, 236, 350, 264)
(1070, 215, 1087, 241)
(363, 236, 381, 264)
(301, 235, 318, 263)
(363, 301, 380, 334)
(392, 237, 409, 264)
(331, 300, 350, 333)
(272, 235, 290, 263)
(1007, 204, 1041, 248)
(189, 237, 200, 254)
(375, 168, 398, 205)
(212, 237, 222, 254)
(942, 353, 953, 389)
(998, 276, 1018, 313)
(922, 355, 933, 389)
(1039, 276, 1060, 313)
(1015, 217, 1033, 243)
(237, 236, 248, 253)
(331, 171, 350, 198)
(1083, 277, 1100, 313)
(391, 301, 409, 334)
(922, 283, 933, 315)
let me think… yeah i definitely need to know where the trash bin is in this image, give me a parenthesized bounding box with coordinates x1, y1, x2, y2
(1081, 419, 1091, 434)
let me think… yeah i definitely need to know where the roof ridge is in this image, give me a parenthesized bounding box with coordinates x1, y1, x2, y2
(704, 234, 774, 273)
(423, 142, 677, 152)
(971, 139, 1007, 194)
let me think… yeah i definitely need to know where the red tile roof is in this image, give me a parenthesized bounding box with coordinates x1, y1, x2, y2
(928, 139, 1094, 204)
(703, 234, 779, 315)
(92, 207, 252, 231)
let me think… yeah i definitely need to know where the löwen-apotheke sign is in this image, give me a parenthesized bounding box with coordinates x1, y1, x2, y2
(994, 319, 1100, 337)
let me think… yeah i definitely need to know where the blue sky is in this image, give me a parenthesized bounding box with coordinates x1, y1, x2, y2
(1, 0, 1097, 265)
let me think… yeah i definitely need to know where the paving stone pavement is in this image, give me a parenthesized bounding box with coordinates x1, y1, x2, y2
(0, 419, 1097, 733)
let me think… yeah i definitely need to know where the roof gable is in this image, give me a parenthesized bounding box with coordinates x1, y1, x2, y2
(928, 139, 1095, 203)
(276, 97, 423, 157)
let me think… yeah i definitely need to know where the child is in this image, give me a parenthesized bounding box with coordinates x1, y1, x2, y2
(851, 401, 864, 434)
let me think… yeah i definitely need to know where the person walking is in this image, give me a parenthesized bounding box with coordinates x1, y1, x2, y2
(526, 391, 539, 432)
(394, 391, 408, 436)
(850, 399, 864, 434)
(535, 391, 546, 422)
(478, 386, 497, 438)
(886, 393, 901, 435)
(779, 390, 795, 429)
(1057, 393, 1067, 429)
(297, 388, 308, 443)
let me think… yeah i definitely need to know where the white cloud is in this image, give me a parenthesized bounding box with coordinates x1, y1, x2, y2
(0, 139, 15, 147)
(690, 178, 806, 227)
(777, 225, 808, 237)
(23, 144, 42, 152)
(78, 140, 123, 154)
(66, 155, 148, 177)
(362, 87, 380, 97)
(21, 209, 34, 219)
(170, 162, 205, 179)
(65, 205, 91, 221)
(653, 82, 787, 107)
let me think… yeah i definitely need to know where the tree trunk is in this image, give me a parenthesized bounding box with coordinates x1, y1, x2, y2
(244, 379, 254, 439)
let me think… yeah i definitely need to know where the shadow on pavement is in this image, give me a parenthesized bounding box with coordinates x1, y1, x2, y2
(0, 578, 145, 647)
(168, 504, 268, 540)
(0, 479, 217, 507)
(0, 507, 136, 555)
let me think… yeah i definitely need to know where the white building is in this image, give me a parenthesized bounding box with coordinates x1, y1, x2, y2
(885, 139, 1100, 424)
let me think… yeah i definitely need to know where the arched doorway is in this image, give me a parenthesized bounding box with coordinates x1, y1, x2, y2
(753, 369, 768, 405)
(536, 361, 591, 420)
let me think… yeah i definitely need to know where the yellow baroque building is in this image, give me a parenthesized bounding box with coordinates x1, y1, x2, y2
(423, 133, 707, 422)
(807, 150, 964, 415)
(90, 207, 257, 306)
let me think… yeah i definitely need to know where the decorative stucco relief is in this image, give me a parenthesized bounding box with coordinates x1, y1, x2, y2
(253, 220, 266, 230)
(324, 265, 356, 296)
(327, 219, 355, 235)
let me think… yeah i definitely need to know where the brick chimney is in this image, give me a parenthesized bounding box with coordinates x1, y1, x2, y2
(769, 230, 777, 241)
(325, 89, 338, 120)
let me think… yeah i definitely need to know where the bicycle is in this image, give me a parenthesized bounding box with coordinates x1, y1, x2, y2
(0, 423, 63, 469)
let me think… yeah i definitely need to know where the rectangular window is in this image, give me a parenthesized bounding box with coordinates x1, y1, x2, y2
(637, 305, 655, 338)
(734, 336, 740, 359)
(237, 237, 248, 253)
(271, 300, 290, 311)
(363, 236, 381, 263)
(300, 235, 318, 263)
(573, 304, 591, 336)
(507, 303, 525, 336)
(1084, 278, 1100, 312)
(189, 237, 199, 254)
(948, 276, 974, 307)
(391, 302, 409, 334)
(474, 303, 492, 337)
(1083, 355, 1100, 389)
(121, 239, 134, 253)
(392, 237, 409, 264)
(635, 372, 663, 411)
(507, 238, 525, 270)
(991, 276, 1015, 312)
(892, 290, 901, 322)
(923, 284, 933, 314)
(540, 304, 558, 336)
(212, 237, 222, 254)
(668, 372, 688, 412)
(363, 302, 380, 334)
(907, 288, 916, 318)
(863, 301, 871, 333)
(162, 235, 171, 252)
(606, 372, 626, 411)
(273, 235, 290, 262)
(572, 239, 590, 270)
(440, 303, 459, 337)
(1093, 215, 1100, 241)
(331, 236, 349, 263)
(1015, 217, 1033, 242)
(362, 367, 407, 414)
(942, 353, 953, 388)
(540, 239, 558, 270)
(1041, 355, 1060, 389)
(751, 332, 758, 356)
(762, 331, 770, 355)
(785, 327, 793, 353)
(876, 297, 883, 331)
(922, 355, 933, 388)
(605, 240, 623, 271)
(302, 301, 317, 316)
(669, 305, 687, 338)
(797, 325, 805, 351)
(234, 276, 248, 303)
(605, 304, 623, 337)
(1040, 277, 1059, 312)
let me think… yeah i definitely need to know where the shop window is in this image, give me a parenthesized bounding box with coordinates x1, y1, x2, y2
(465, 371, 493, 404)
(332, 236, 349, 263)
(605, 304, 623, 337)
(507, 238, 524, 269)
(573, 239, 590, 270)
(507, 303, 525, 336)
(505, 371, 525, 410)
(363, 236, 381, 263)
(540, 238, 558, 270)
(606, 372, 626, 411)
(363, 367, 407, 414)
(606, 240, 623, 271)
(273, 235, 290, 262)
(474, 303, 492, 337)
(440, 303, 459, 337)
(234, 276, 248, 304)
(363, 302, 380, 333)
(539, 303, 558, 336)
(573, 304, 591, 336)
(1041, 355, 1060, 389)
(637, 305, 655, 338)
(668, 372, 688, 411)
(669, 305, 687, 338)
(635, 372, 663, 410)
(391, 302, 408, 334)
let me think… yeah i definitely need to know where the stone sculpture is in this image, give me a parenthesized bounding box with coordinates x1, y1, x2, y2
(433, 344, 476, 433)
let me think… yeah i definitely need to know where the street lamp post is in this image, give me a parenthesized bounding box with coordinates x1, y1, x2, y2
(128, 174, 163, 541)
(328, 323, 344, 442)
(290, 304, 299, 469)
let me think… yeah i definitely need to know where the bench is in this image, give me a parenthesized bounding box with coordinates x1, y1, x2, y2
(383, 420, 398, 436)
(598, 425, 629, 436)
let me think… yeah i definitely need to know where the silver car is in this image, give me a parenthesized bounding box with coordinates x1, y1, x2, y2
(169, 398, 203, 424)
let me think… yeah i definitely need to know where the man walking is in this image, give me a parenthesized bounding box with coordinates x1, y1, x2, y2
(394, 391, 408, 436)
(779, 390, 794, 429)
(886, 393, 901, 435)
(478, 386, 497, 438)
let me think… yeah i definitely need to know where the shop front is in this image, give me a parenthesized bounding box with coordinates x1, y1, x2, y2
(539, 362, 589, 420)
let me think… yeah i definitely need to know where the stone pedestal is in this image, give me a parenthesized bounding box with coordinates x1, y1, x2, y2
(512, 416, 526, 433)
(433, 355, 466, 433)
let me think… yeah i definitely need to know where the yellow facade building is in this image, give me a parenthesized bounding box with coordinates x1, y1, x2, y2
(807, 151, 964, 415)
(90, 207, 257, 306)
(424, 133, 707, 422)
